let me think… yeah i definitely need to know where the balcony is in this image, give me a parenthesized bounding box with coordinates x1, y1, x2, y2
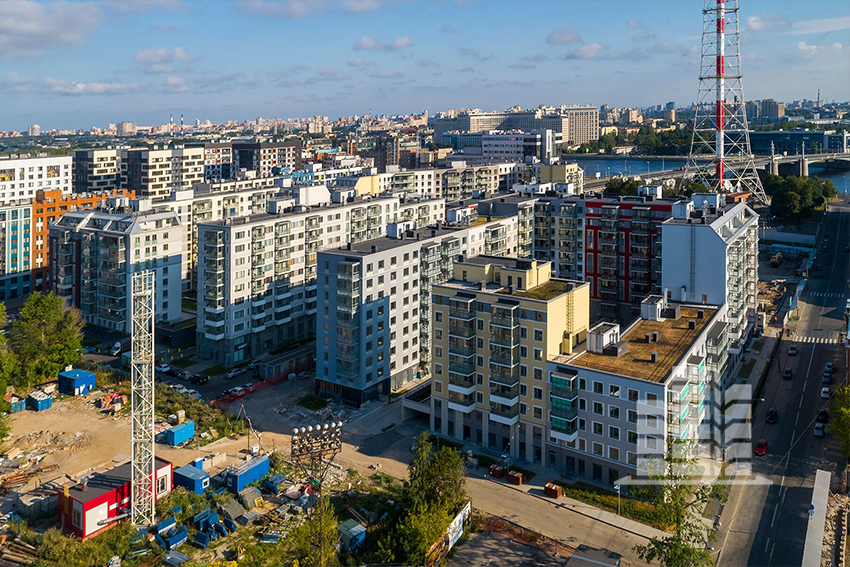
(448, 320, 475, 338)
(489, 404, 520, 426)
(448, 357, 475, 375)
(490, 364, 520, 386)
(449, 307, 475, 320)
(448, 373, 476, 395)
(448, 392, 476, 414)
(550, 415, 578, 442)
(490, 310, 518, 328)
(489, 384, 519, 406)
(448, 340, 475, 357)
(489, 327, 519, 347)
(489, 345, 518, 367)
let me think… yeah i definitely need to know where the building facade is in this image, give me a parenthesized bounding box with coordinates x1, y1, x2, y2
(0, 154, 72, 205)
(73, 149, 122, 193)
(232, 140, 302, 176)
(429, 257, 590, 463)
(121, 147, 205, 200)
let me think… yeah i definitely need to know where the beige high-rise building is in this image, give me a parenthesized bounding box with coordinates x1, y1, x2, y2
(429, 256, 590, 462)
(121, 147, 204, 200)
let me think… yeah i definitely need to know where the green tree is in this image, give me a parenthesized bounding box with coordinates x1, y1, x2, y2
(305, 496, 340, 567)
(403, 431, 434, 511)
(605, 177, 642, 197)
(430, 446, 467, 514)
(830, 385, 850, 457)
(634, 440, 721, 567)
(8, 293, 83, 387)
(0, 303, 18, 390)
(396, 503, 451, 566)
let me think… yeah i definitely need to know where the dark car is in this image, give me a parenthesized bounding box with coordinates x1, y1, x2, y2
(823, 373, 833, 384)
(766, 408, 778, 424)
(817, 409, 830, 423)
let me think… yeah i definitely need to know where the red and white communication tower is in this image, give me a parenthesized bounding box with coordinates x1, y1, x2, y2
(685, 0, 767, 203)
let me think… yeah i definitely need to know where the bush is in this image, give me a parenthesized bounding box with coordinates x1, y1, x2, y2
(156, 384, 245, 443)
(555, 481, 670, 531)
(298, 394, 328, 411)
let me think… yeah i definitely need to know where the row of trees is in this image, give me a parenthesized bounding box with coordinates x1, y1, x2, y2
(0, 292, 84, 394)
(578, 126, 692, 156)
(765, 174, 837, 222)
(604, 177, 705, 198)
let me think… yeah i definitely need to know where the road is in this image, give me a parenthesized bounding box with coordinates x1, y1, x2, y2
(719, 197, 849, 566)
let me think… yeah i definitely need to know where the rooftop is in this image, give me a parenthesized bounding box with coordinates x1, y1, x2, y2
(330, 225, 463, 255)
(67, 457, 170, 503)
(567, 306, 718, 383)
(498, 279, 578, 301)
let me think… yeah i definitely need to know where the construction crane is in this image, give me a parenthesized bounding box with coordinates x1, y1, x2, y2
(685, 0, 767, 204)
(131, 271, 156, 527)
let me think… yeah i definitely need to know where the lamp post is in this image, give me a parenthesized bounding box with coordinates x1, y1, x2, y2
(615, 483, 621, 516)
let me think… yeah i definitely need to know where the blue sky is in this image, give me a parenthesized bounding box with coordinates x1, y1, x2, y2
(1, 0, 848, 131)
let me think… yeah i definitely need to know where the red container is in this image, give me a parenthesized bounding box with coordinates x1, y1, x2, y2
(544, 482, 562, 498)
(507, 471, 524, 485)
(489, 465, 506, 479)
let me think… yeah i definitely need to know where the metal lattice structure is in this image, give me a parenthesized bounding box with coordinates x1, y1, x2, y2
(685, 0, 767, 204)
(131, 271, 156, 526)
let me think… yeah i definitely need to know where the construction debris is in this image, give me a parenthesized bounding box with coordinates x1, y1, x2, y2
(0, 538, 40, 565)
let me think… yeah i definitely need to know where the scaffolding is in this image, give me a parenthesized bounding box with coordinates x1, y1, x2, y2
(131, 271, 156, 527)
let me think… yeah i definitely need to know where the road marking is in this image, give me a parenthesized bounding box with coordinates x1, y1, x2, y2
(765, 537, 770, 553)
(799, 396, 804, 408)
(771, 501, 779, 527)
(795, 413, 800, 426)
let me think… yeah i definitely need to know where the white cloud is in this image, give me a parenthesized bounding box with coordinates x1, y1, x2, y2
(342, 0, 380, 13)
(347, 58, 371, 67)
(796, 41, 846, 58)
(0, 0, 103, 59)
(368, 69, 404, 79)
(562, 43, 603, 60)
(626, 18, 644, 30)
(787, 16, 850, 36)
(459, 47, 495, 62)
(353, 35, 411, 52)
(109, 0, 185, 12)
(5, 72, 136, 96)
(134, 47, 191, 74)
(746, 12, 789, 32)
(164, 76, 189, 93)
(241, 0, 384, 18)
(546, 27, 582, 45)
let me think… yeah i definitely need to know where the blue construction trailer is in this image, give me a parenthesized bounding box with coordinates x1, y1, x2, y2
(223, 455, 270, 493)
(58, 369, 95, 396)
(173, 464, 211, 495)
(165, 421, 195, 446)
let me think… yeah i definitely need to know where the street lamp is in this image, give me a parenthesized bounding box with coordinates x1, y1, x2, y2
(615, 483, 621, 516)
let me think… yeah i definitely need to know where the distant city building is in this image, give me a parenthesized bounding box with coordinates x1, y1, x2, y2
(663, 109, 677, 122)
(232, 140, 302, 176)
(117, 122, 138, 137)
(187, 142, 234, 181)
(27, 124, 40, 137)
(759, 99, 786, 120)
(432, 106, 599, 145)
(442, 130, 556, 163)
(429, 256, 590, 462)
(0, 154, 72, 204)
(51, 200, 184, 334)
(748, 130, 849, 155)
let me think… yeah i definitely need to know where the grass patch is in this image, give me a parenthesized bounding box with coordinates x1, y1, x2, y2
(81, 337, 101, 347)
(737, 358, 757, 380)
(206, 364, 227, 376)
(751, 339, 765, 354)
(156, 383, 245, 445)
(171, 357, 196, 369)
(431, 435, 464, 452)
(181, 298, 197, 311)
(555, 481, 670, 532)
(474, 454, 498, 469)
(298, 394, 328, 411)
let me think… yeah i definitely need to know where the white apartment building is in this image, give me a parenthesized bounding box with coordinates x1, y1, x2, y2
(317, 212, 531, 406)
(196, 194, 445, 366)
(121, 147, 205, 200)
(50, 200, 184, 334)
(0, 154, 72, 204)
(661, 194, 759, 364)
(544, 296, 730, 485)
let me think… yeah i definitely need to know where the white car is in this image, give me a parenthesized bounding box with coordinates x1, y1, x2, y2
(155, 363, 171, 373)
(821, 387, 832, 399)
(226, 368, 246, 379)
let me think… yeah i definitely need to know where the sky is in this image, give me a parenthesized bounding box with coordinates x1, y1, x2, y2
(1, 0, 849, 131)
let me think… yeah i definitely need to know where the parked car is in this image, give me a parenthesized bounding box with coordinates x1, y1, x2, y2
(111, 342, 123, 356)
(823, 373, 832, 384)
(155, 363, 171, 374)
(755, 439, 768, 456)
(817, 409, 830, 423)
(821, 387, 832, 399)
(783, 367, 792, 380)
(226, 368, 246, 380)
(248, 361, 259, 370)
(166, 367, 181, 377)
(814, 423, 826, 438)
(789, 345, 797, 356)
(190, 374, 209, 385)
(252, 368, 261, 378)
(766, 408, 778, 424)
(825, 362, 835, 374)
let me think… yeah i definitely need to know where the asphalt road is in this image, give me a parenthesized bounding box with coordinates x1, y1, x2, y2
(720, 197, 849, 567)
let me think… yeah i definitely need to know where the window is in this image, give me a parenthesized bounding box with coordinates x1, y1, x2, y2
(578, 418, 586, 431)
(533, 329, 543, 342)
(647, 415, 658, 429)
(533, 367, 543, 381)
(579, 378, 587, 390)
(627, 409, 638, 423)
(157, 475, 167, 495)
(593, 381, 603, 394)
(579, 398, 587, 411)
(533, 406, 542, 419)
(72, 506, 82, 528)
(646, 436, 659, 450)
(533, 387, 543, 400)
(628, 388, 639, 402)
(628, 431, 638, 444)
(520, 384, 527, 396)
(609, 406, 619, 420)
(647, 393, 658, 406)
(608, 447, 620, 462)
(578, 438, 586, 452)
(592, 442, 603, 456)
(519, 402, 527, 415)
(533, 348, 543, 361)
(609, 385, 620, 398)
(592, 422, 603, 435)
(593, 401, 603, 415)
(434, 381, 442, 393)
(608, 426, 620, 440)
(476, 392, 483, 403)
(435, 312, 442, 322)
(435, 364, 443, 376)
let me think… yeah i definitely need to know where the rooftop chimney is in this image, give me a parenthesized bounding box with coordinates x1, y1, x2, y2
(697, 310, 704, 319)
(81, 477, 89, 492)
(650, 351, 658, 363)
(652, 332, 659, 342)
(371, 245, 376, 253)
(688, 320, 696, 330)
(645, 333, 651, 343)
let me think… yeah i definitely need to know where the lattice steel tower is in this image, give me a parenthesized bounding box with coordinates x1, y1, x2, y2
(131, 271, 156, 526)
(685, 0, 767, 204)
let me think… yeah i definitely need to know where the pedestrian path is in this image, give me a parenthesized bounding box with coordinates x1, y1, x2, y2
(808, 292, 845, 299)
(795, 336, 841, 344)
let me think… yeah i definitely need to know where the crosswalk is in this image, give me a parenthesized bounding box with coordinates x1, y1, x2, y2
(808, 292, 844, 298)
(794, 336, 842, 344)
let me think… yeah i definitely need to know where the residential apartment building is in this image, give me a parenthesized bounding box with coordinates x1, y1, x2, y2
(232, 140, 302, 176)
(429, 256, 590, 463)
(432, 106, 599, 145)
(196, 194, 445, 366)
(0, 201, 34, 300)
(316, 214, 529, 406)
(661, 193, 759, 358)
(73, 149, 122, 192)
(50, 201, 184, 334)
(121, 147, 204, 200)
(188, 142, 233, 181)
(0, 154, 72, 205)
(543, 296, 729, 485)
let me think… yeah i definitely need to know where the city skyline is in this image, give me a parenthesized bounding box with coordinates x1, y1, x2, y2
(1, 0, 848, 131)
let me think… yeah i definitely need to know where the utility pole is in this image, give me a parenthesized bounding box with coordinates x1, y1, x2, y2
(131, 271, 155, 526)
(685, 0, 767, 204)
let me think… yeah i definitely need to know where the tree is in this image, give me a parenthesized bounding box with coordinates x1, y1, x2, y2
(305, 496, 340, 567)
(430, 446, 467, 514)
(403, 431, 434, 511)
(0, 303, 18, 390)
(605, 178, 642, 197)
(396, 503, 451, 566)
(633, 440, 721, 567)
(830, 385, 850, 457)
(8, 293, 83, 387)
